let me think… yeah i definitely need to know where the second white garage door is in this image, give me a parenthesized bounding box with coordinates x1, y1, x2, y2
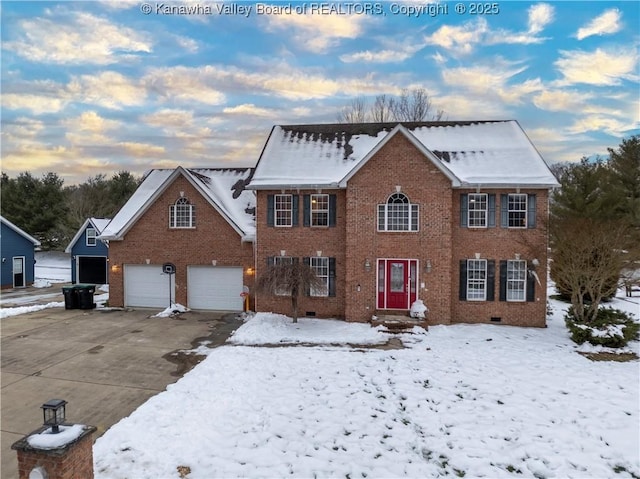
(124, 264, 176, 308)
(187, 266, 243, 311)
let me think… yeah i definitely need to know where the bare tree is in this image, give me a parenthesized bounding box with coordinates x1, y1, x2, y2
(336, 96, 367, 123)
(255, 260, 326, 323)
(337, 88, 444, 123)
(550, 217, 629, 323)
(370, 94, 395, 122)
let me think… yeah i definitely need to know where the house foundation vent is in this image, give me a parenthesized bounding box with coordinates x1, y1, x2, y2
(305, 311, 316, 317)
(490, 317, 502, 322)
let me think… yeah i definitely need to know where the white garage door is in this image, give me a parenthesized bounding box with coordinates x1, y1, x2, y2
(124, 264, 176, 308)
(187, 266, 243, 311)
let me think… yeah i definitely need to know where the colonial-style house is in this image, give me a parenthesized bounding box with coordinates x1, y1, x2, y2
(248, 121, 559, 327)
(64, 217, 111, 284)
(0, 215, 41, 289)
(99, 167, 255, 310)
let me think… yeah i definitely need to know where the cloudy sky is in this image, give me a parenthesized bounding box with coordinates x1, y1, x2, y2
(1, 1, 638, 185)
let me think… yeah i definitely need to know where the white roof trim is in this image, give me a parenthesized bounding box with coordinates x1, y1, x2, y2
(337, 124, 462, 187)
(0, 215, 41, 246)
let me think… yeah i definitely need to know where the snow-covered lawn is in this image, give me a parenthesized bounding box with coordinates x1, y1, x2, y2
(93, 297, 640, 479)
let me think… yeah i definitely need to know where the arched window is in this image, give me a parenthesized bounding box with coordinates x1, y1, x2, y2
(377, 193, 419, 231)
(170, 197, 195, 228)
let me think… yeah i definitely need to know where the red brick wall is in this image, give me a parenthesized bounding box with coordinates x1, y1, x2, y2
(253, 132, 550, 328)
(451, 189, 550, 327)
(344, 133, 454, 323)
(16, 433, 94, 479)
(108, 175, 254, 308)
(254, 190, 347, 319)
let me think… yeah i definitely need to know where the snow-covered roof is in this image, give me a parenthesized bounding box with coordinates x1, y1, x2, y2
(64, 217, 111, 253)
(250, 121, 559, 189)
(0, 215, 41, 246)
(100, 167, 256, 242)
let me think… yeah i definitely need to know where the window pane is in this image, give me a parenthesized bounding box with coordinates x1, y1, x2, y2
(508, 194, 527, 228)
(310, 256, 329, 296)
(506, 260, 526, 301)
(466, 259, 487, 301)
(468, 194, 487, 228)
(275, 195, 292, 227)
(311, 194, 329, 227)
(390, 262, 405, 292)
(170, 198, 194, 228)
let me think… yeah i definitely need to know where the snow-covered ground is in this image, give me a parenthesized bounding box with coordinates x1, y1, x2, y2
(0, 251, 108, 318)
(3, 253, 638, 477)
(93, 295, 640, 479)
(35, 250, 71, 283)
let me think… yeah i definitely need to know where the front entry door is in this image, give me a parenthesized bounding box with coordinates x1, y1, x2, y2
(13, 257, 25, 288)
(377, 259, 418, 310)
(387, 260, 409, 309)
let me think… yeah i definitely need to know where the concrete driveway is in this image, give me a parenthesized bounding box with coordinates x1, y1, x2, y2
(1, 305, 243, 478)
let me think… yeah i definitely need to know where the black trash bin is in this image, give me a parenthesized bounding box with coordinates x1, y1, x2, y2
(75, 284, 96, 309)
(62, 286, 79, 310)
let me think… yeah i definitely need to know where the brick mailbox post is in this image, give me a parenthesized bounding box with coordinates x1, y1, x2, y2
(11, 399, 97, 479)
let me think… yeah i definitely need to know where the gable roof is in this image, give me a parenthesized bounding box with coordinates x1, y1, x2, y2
(64, 217, 111, 253)
(99, 167, 256, 242)
(249, 121, 559, 189)
(0, 215, 41, 246)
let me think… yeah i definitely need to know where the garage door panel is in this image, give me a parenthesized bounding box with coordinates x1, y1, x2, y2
(188, 266, 243, 311)
(124, 265, 175, 308)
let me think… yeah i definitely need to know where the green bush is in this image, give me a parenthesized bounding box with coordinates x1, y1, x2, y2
(565, 307, 639, 348)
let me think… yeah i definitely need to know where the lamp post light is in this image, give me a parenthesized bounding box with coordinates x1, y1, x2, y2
(41, 399, 67, 434)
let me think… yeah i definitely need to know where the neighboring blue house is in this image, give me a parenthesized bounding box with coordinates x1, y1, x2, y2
(64, 217, 111, 284)
(0, 216, 41, 289)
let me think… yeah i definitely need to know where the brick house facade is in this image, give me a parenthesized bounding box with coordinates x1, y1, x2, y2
(101, 167, 255, 311)
(249, 121, 558, 327)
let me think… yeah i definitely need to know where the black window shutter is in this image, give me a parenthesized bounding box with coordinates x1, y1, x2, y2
(267, 195, 275, 226)
(488, 194, 496, 228)
(329, 257, 336, 297)
(303, 257, 311, 295)
(499, 260, 507, 301)
(460, 194, 468, 227)
(292, 195, 299, 226)
(487, 260, 495, 301)
(329, 194, 337, 227)
(526, 270, 536, 302)
(527, 194, 537, 229)
(303, 195, 310, 227)
(267, 256, 275, 267)
(500, 194, 508, 228)
(459, 260, 467, 301)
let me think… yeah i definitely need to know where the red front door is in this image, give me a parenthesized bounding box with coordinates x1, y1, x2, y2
(386, 260, 409, 309)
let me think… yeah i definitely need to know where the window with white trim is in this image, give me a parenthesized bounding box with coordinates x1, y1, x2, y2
(507, 260, 526, 301)
(275, 194, 293, 227)
(466, 259, 487, 301)
(508, 194, 527, 228)
(310, 256, 329, 297)
(86, 228, 97, 246)
(468, 193, 488, 228)
(377, 193, 419, 232)
(170, 197, 195, 228)
(311, 194, 329, 227)
(273, 256, 293, 296)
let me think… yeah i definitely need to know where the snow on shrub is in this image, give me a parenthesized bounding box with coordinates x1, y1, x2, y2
(565, 306, 639, 348)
